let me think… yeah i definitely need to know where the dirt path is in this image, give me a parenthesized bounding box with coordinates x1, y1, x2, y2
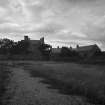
(2, 67, 93, 105)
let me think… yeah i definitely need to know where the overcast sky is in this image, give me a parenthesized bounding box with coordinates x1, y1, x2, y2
(0, 0, 105, 50)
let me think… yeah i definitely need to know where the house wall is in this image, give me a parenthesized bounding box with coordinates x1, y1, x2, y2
(78, 46, 101, 58)
(22, 36, 45, 59)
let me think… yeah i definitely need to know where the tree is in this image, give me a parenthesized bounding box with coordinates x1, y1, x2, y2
(0, 38, 14, 48)
(0, 38, 30, 55)
(11, 41, 30, 54)
(0, 38, 14, 54)
(61, 47, 72, 57)
(39, 43, 51, 59)
(60, 47, 79, 57)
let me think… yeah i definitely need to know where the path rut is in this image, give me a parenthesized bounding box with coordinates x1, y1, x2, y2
(2, 67, 93, 105)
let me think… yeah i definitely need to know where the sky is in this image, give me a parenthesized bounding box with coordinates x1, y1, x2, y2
(0, 0, 105, 50)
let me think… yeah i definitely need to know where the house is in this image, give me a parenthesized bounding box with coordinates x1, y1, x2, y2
(50, 46, 62, 59)
(20, 36, 45, 59)
(22, 36, 44, 52)
(51, 47, 62, 54)
(72, 44, 101, 58)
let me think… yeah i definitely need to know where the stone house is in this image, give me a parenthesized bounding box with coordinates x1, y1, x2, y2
(21, 36, 45, 59)
(51, 47, 62, 54)
(73, 44, 101, 58)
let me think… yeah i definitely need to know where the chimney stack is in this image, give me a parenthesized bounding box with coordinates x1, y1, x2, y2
(77, 44, 79, 48)
(40, 37, 44, 44)
(24, 36, 29, 41)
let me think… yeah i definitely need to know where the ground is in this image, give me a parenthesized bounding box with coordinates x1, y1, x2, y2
(1, 61, 104, 105)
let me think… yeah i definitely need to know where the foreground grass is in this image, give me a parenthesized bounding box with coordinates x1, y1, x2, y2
(22, 62, 105, 105)
(0, 63, 10, 104)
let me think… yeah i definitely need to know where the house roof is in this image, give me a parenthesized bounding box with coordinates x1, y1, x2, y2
(51, 48, 62, 53)
(29, 40, 41, 45)
(21, 40, 41, 44)
(73, 44, 100, 52)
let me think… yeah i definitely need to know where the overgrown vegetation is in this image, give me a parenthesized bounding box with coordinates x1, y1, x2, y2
(0, 38, 30, 55)
(0, 63, 10, 104)
(24, 62, 105, 105)
(0, 38, 51, 60)
(39, 43, 51, 60)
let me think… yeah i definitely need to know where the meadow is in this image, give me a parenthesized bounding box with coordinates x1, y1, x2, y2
(23, 61, 105, 105)
(0, 63, 10, 105)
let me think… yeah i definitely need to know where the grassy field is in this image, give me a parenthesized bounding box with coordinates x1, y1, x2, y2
(0, 63, 10, 105)
(21, 61, 105, 105)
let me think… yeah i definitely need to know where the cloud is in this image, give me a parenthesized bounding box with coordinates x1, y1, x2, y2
(0, 0, 105, 50)
(46, 39, 103, 49)
(83, 15, 105, 42)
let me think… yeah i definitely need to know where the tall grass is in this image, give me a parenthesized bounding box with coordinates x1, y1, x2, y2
(0, 63, 10, 104)
(24, 62, 105, 105)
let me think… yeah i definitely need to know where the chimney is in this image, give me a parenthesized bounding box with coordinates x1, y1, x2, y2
(24, 36, 29, 41)
(77, 44, 79, 49)
(70, 46, 72, 50)
(57, 46, 59, 49)
(40, 37, 44, 44)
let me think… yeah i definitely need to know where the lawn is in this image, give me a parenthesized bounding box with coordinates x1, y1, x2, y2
(22, 61, 105, 105)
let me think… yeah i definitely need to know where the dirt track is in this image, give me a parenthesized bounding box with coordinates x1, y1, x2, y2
(2, 66, 93, 105)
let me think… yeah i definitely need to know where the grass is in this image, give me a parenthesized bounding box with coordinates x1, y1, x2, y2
(0, 63, 10, 104)
(22, 62, 105, 105)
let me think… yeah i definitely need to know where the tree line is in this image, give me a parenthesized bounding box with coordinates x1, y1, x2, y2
(0, 38, 30, 55)
(0, 38, 51, 57)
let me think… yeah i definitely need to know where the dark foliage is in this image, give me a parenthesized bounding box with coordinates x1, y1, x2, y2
(39, 44, 51, 58)
(60, 47, 79, 57)
(10, 41, 30, 54)
(0, 38, 14, 54)
(0, 38, 30, 55)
